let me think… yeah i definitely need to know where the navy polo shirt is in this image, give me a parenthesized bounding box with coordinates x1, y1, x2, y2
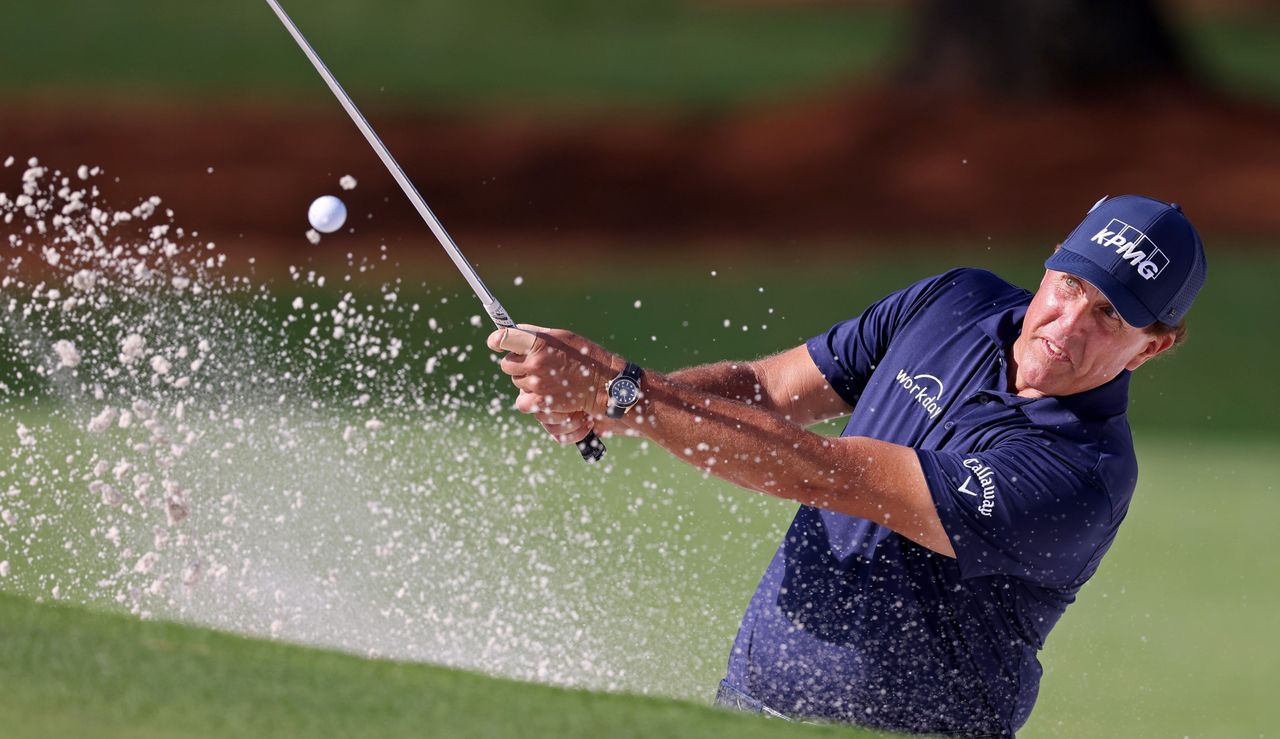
(722, 268, 1138, 737)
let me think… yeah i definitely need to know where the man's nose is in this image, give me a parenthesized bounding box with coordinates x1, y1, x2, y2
(1056, 297, 1089, 333)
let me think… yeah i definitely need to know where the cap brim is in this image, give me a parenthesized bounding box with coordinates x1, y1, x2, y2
(1044, 250, 1157, 328)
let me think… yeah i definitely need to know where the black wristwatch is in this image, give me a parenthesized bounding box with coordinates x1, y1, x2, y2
(605, 362, 644, 419)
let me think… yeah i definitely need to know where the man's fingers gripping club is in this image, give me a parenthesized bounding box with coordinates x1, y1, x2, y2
(486, 324, 546, 356)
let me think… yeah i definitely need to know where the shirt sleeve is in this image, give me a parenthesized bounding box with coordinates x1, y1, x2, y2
(916, 440, 1114, 588)
(806, 270, 960, 407)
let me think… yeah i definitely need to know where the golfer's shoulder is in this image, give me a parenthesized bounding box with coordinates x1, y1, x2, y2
(934, 266, 1025, 299)
(1022, 405, 1139, 508)
(1090, 417, 1140, 504)
(903, 267, 1027, 315)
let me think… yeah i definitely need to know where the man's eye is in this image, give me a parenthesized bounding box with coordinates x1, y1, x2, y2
(1063, 276, 1078, 288)
(1102, 305, 1119, 320)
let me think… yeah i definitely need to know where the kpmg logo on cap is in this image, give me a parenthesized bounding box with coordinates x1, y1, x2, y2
(1091, 219, 1171, 280)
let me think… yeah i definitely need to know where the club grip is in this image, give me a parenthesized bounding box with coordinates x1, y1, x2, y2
(576, 430, 606, 462)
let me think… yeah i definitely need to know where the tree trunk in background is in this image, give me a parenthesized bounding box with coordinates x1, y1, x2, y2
(898, 0, 1193, 97)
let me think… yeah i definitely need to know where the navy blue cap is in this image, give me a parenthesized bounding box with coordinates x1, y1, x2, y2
(1045, 195, 1207, 328)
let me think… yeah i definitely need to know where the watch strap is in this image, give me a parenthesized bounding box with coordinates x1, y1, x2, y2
(620, 362, 642, 382)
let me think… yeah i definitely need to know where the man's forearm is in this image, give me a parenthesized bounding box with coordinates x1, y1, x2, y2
(668, 360, 770, 407)
(613, 370, 863, 514)
(595, 367, 949, 554)
(665, 345, 850, 428)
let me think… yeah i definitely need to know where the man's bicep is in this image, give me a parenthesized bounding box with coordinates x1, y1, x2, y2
(832, 437, 956, 557)
(751, 344, 853, 427)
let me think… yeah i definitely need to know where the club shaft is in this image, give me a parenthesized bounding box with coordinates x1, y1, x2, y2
(262, 0, 512, 328)
(264, 0, 606, 462)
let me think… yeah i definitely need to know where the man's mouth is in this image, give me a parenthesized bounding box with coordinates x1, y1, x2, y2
(1041, 337, 1072, 364)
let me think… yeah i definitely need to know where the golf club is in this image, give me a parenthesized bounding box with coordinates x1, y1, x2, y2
(262, 0, 605, 462)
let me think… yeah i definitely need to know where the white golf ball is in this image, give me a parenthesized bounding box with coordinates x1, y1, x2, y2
(307, 195, 347, 234)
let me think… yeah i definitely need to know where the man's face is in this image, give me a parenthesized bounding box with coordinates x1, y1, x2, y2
(1012, 270, 1175, 398)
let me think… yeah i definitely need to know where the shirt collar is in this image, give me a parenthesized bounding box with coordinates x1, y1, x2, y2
(976, 301, 1131, 421)
(978, 300, 1027, 348)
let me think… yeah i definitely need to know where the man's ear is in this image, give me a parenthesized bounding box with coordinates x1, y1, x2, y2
(1125, 332, 1177, 371)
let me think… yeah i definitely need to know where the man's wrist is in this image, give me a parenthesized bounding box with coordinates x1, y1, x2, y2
(613, 370, 657, 431)
(594, 353, 628, 419)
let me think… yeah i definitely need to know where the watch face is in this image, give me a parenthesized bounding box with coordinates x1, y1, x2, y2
(609, 378, 640, 406)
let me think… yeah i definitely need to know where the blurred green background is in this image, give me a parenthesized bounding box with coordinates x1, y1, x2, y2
(2, 0, 1279, 110)
(2, 1, 1278, 737)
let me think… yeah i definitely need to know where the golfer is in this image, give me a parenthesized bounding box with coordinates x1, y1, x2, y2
(488, 195, 1206, 736)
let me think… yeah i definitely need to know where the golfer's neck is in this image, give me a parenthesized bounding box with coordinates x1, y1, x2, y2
(1007, 337, 1045, 399)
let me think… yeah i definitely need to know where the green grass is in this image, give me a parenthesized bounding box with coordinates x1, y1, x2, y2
(0, 1, 1277, 111)
(0, 428, 1276, 737)
(0, 592, 871, 739)
(2, 249, 1277, 735)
